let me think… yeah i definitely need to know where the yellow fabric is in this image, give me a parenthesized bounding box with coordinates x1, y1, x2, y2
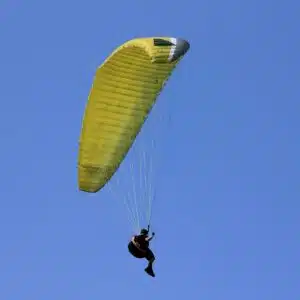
(78, 37, 189, 192)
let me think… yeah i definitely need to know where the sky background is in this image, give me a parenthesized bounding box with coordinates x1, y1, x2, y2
(1, 0, 299, 299)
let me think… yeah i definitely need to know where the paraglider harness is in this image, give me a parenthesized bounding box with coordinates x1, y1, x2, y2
(128, 226, 154, 260)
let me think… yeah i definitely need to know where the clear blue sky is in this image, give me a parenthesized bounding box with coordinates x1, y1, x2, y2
(1, 0, 299, 299)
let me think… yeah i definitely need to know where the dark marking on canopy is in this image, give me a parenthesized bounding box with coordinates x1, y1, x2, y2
(153, 38, 175, 46)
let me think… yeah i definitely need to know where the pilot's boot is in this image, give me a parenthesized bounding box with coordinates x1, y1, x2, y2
(144, 263, 155, 277)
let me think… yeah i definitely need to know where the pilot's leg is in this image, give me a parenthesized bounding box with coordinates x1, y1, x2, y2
(144, 249, 155, 277)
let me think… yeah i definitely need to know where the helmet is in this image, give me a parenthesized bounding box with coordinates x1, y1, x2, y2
(140, 228, 148, 235)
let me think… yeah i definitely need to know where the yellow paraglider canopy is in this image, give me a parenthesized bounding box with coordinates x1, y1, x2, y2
(78, 37, 190, 193)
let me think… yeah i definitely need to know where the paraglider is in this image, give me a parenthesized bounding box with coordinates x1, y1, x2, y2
(128, 227, 156, 277)
(77, 36, 190, 277)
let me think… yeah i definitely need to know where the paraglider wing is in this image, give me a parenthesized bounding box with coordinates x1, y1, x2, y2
(78, 37, 190, 193)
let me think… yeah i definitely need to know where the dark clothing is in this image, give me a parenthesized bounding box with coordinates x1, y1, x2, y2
(133, 235, 149, 250)
(128, 241, 155, 261)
